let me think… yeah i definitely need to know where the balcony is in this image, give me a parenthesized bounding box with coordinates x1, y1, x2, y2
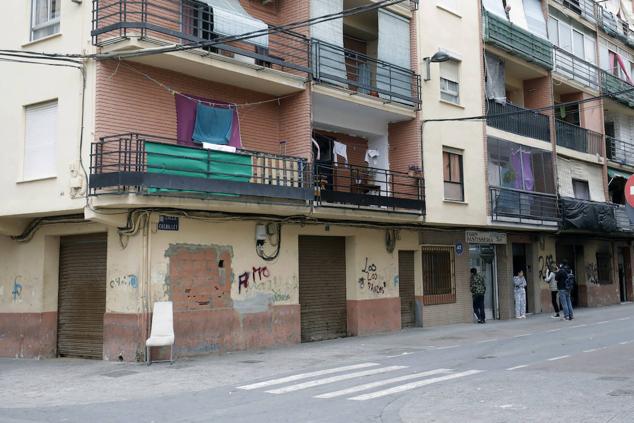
(486, 100, 550, 142)
(90, 134, 312, 202)
(560, 197, 617, 232)
(555, 120, 603, 155)
(551, 0, 597, 24)
(314, 162, 425, 212)
(91, 0, 311, 80)
(552, 47, 599, 91)
(614, 205, 634, 232)
(597, 5, 634, 47)
(311, 40, 421, 109)
(482, 10, 553, 71)
(600, 70, 634, 108)
(489, 187, 559, 225)
(606, 136, 634, 167)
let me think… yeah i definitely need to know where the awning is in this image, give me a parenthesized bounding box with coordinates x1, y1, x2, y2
(201, 0, 269, 47)
(608, 168, 632, 179)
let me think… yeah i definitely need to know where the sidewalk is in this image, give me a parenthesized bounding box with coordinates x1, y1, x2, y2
(1, 303, 631, 409)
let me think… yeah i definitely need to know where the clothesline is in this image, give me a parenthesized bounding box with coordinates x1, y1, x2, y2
(119, 61, 299, 108)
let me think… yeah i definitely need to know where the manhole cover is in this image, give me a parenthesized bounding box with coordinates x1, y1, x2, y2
(598, 376, 630, 382)
(477, 355, 497, 359)
(103, 370, 138, 378)
(608, 389, 634, 397)
(239, 360, 264, 364)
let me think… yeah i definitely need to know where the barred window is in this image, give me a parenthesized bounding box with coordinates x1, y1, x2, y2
(596, 253, 612, 285)
(422, 246, 456, 305)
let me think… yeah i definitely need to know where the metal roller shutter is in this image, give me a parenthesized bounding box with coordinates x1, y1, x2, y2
(298, 236, 347, 342)
(398, 250, 416, 328)
(57, 233, 107, 359)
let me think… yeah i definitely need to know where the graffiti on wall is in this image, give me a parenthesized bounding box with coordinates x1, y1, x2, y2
(11, 278, 23, 302)
(236, 265, 295, 303)
(585, 263, 599, 285)
(109, 274, 138, 289)
(358, 258, 386, 295)
(238, 266, 271, 293)
(538, 254, 555, 279)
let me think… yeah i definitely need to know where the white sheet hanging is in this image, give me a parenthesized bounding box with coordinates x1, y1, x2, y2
(365, 149, 379, 166)
(333, 141, 348, 165)
(506, 0, 528, 30)
(482, 0, 507, 18)
(200, 0, 269, 47)
(523, 0, 548, 39)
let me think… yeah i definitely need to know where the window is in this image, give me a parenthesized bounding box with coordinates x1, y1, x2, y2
(31, 0, 60, 41)
(572, 179, 590, 200)
(24, 101, 57, 180)
(443, 150, 464, 201)
(596, 253, 612, 285)
(439, 60, 460, 104)
(422, 246, 456, 305)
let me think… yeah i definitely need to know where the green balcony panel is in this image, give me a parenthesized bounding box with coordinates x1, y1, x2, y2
(483, 10, 553, 71)
(600, 71, 634, 108)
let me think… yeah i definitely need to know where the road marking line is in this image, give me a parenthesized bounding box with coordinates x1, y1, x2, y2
(386, 352, 414, 358)
(314, 369, 452, 399)
(237, 363, 379, 390)
(477, 339, 498, 344)
(266, 366, 407, 394)
(619, 342, 629, 345)
(583, 348, 599, 353)
(513, 334, 531, 338)
(617, 317, 631, 321)
(547, 355, 571, 361)
(435, 345, 460, 350)
(506, 365, 529, 371)
(569, 324, 588, 328)
(547, 328, 562, 333)
(596, 321, 610, 325)
(349, 370, 483, 401)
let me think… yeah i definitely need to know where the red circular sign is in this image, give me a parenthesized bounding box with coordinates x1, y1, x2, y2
(625, 175, 634, 208)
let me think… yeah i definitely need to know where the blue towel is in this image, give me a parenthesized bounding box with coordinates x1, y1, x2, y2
(192, 102, 233, 145)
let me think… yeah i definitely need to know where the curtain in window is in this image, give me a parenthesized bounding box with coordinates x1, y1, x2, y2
(523, 0, 548, 39)
(32, 0, 60, 40)
(485, 52, 506, 102)
(482, 0, 507, 18)
(511, 149, 534, 191)
(377, 9, 412, 103)
(199, 0, 269, 47)
(310, 0, 347, 86)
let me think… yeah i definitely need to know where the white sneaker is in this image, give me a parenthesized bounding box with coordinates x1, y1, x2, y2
(551, 314, 560, 319)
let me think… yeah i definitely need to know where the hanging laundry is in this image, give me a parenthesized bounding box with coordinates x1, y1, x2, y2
(333, 141, 348, 165)
(192, 102, 234, 145)
(312, 138, 321, 160)
(365, 149, 380, 166)
(175, 94, 242, 148)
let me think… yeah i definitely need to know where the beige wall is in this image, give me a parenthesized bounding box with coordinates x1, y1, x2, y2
(418, 1, 487, 227)
(0, 0, 96, 222)
(557, 157, 606, 201)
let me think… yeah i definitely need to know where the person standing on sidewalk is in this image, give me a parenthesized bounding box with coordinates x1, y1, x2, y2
(470, 268, 486, 324)
(556, 260, 574, 320)
(544, 265, 560, 318)
(513, 270, 527, 319)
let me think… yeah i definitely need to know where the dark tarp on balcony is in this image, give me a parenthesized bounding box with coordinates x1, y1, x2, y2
(561, 197, 617, 232)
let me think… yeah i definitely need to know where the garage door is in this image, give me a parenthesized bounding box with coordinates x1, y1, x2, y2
(298, 236, 347, 342)
(398, 250, 416, 328)
(57, 233, 107, 359)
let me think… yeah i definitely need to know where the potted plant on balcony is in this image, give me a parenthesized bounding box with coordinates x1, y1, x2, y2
(408, 165, 423, 178)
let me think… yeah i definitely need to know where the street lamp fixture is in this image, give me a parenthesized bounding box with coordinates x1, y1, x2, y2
(423, 51, 451, 82)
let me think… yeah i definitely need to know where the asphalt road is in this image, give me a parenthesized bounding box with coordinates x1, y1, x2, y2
(1, 304, 633, 422)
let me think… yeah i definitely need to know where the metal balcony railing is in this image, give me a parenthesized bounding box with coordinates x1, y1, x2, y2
(482, 10, 553, 70)
(91, 0, 311, 76)
(486, 100, 550, 142)
(600, 70, 634, 108)
(90, 134, 312, 201)
(598, 5, 634, 47)
(555, 120, 603, 155)
(314, 162, 425, 212)
(552, 0, 597, 24)
(606, 136, 634, 167)
(553, 47, 600, 91)
(490, 187, 559, 224)
(311, 39, 421, 108)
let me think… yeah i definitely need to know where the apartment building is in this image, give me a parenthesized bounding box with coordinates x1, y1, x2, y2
(1, 0, 632, 362)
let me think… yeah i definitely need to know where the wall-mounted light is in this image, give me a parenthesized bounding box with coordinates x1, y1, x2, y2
(423, 51, 451, 82)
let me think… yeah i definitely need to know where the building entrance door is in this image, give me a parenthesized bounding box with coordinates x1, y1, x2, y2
(469, 244, 499, 320)
(512, 243, 529, 313)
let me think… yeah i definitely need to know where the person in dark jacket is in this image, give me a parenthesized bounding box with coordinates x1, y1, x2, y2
(555, 260, 574, 320)
(470, 268, 486, 324)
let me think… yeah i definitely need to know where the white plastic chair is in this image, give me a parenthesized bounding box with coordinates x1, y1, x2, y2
(146, 301, 174, 365)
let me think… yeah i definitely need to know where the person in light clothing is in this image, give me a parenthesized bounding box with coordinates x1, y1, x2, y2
(514, 270, 527, 319)
(544, 265, 560, 318)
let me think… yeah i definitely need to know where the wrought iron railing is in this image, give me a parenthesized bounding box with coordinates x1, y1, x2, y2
(553, 47, 600, 91)
(552, 0, 597, 24)
(90, 133, 312, 201)
(486, 100, 550, 142)
(311, 39, 421, 108)
(314, 162, 425, 212)
(606, 136, 634, 166)
(482, 10, 553, 70)
(490, 187, 559, 224)
(555, 120, 603, 155)
(598, 4, 634, 47)
(91, 0, 311, 76)
(600, 70, 634, 107)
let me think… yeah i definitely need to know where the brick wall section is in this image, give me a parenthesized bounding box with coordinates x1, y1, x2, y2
(523, 76, 552, 112)
(96, 61, 297, 155)
(279, 90, 312, 158)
